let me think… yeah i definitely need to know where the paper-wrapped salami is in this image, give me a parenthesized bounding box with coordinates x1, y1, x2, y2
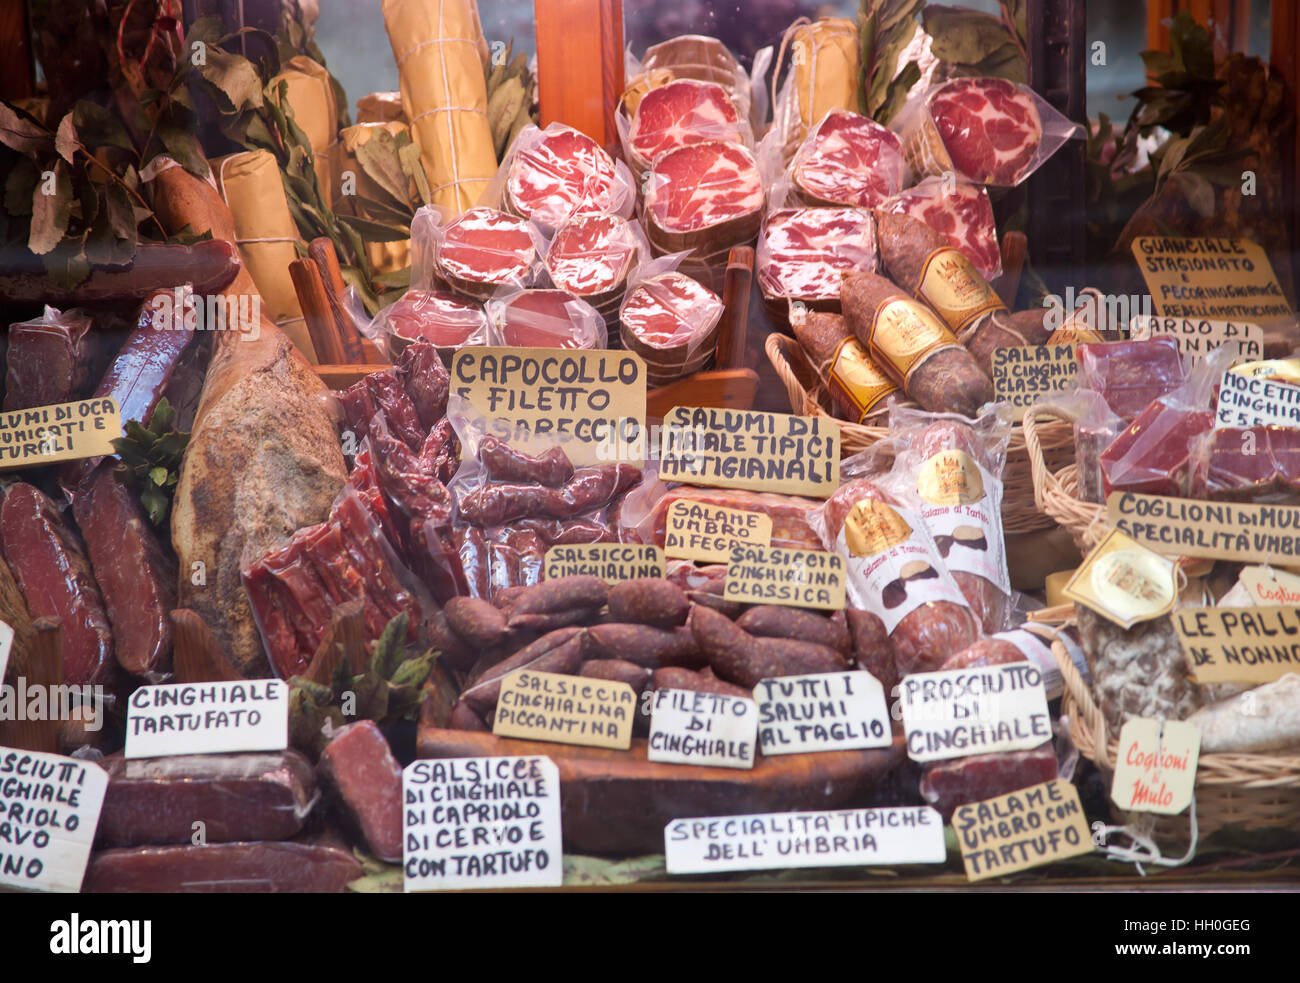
(383, 0, 496, 216)
(335, 122, 413, 274)
(357, 91, 406, 124)
(271, 55, 340, 206)
(771, 18, 860, 158)
(213, 150, 317, 363)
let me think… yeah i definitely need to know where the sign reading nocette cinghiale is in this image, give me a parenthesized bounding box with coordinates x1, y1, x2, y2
(125, 680, 288, 759)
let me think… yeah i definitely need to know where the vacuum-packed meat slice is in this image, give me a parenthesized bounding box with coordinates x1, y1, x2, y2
(490, 289, 604, 349)
(923, 78, 1043, 186)
(83, 838, 363, 893)
(792, 109, 905, 208)
(3, 307, 96, 412)
(757, 207, 877, 313)
(318, 720, 402, 863)
(628, 78, 744, 169)
(436, 207, 540, 299)
(505, 123, 628, 232)
(643, 141, 764, 255)
(545, 213, 640, 311)
(381, 289, 488, 352)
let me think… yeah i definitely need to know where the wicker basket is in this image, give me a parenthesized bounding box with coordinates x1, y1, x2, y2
(766, 331, 1074, 535)
(1053, 639, 1300, 846)
(1023, 404, 1108, 552)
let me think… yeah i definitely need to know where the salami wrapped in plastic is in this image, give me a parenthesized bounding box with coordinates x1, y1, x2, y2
(1189, 426, 1300, 502)
(620, 271, 724, 386)
(1076, 337, 1186, 422)
(370, 289, 489, 357)
(813, 477, 979, 676)
(887, 406, 1013, 634)
(545, 213, 644, 326)
(841, 270, 993, 417)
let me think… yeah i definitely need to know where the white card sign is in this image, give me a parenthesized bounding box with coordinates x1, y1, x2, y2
(0, 747, 107, 893)
(0, 620, 12, 683)
(1129, 315, 1262, 359)
(124, 680, 288, 759)
(647, 689, 757, 769)
(403, 756, 563, 892)
(1214, 369, 1300, 429)
(755, 672, 891, 755)
(665, 807, 946, 875)
(899, 663, 1051, 763)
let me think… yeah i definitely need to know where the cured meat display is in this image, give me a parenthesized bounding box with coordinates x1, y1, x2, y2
(792, 312, 901, 424)
(627, 78, 746, 172)
(3, 307, 97, 412)
(620, 272, 723, 384)
(545, 213, 641, 321)
(790, 109, 905, 208)
(504, 123, 630, 232)
(756, 207, 877, 314)
(911, 78, 1044, 187)
(644, 140, 764, 251)
(881, 178, 1002, 281)
(435, 207, 541, 299)
(488, 289, 605, 349)
(378, 289, 489, 353)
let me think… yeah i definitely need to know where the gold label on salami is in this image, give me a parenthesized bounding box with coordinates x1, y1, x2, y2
(916, 248, 1006, 332)
(868, 298, 960, 387)
(916, 450, 984, 506)
(844, 500, 914, 556)
(828, 338, 897, 422)
(1062, 528, 1178, 629)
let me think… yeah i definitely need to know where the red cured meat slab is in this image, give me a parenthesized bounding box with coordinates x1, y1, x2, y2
(920, 746, 1058, 820)
(1078, 337, 1186, 422)
(629, 78, 744, 166)
(437, 207, 538, 294)
(496, 290, 603, 349)
(928, 78, 1043, 186)
(1100, 399, 1215, 498)
(506, 125, 623, 231)
(939, 637, 1026, 672)
(0, 483, 114, 685)
(3, 307, 96, 412)
(645, 141, 763, 235)
(318, 720, 403, 863)
(546, 214, 639, 297)
(96, 751, 316, 848)
(84, 838, 364, 893)
(621, 273, 722, 349)
(1190, 426, 1300, 501)
(384, 290, 488, 349)
(881, 179, 1002, 280)
(72, 464, 177, 678)
(792, 109, 905, 208)
(756, 207, 878, 307)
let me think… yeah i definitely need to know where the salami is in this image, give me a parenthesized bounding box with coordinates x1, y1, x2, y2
(881, 177, 1002, 280)
(841, 270, 993, 417)
(793, 311, 899, 424)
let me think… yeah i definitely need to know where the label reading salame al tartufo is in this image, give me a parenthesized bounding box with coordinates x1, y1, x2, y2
(648, 689, 757, 769)
(659, 407, 840, 498)
(756, 672, 891, 755)
(1107, 492, 1300, 565)
(866, 297, 961, 387)
(665, 807, 946, 875)
(0, 398, 121, 470)
(828, 337, 897, 422)
(1214, 368, 1300, 429)
(914, 449, 1010, 596)
(125, 680, 288, 759)
(402, 756, 562, 891)
(899, 663, 1051, 764)
(0, 747, 108, 893)
(916, 247, 1007, 332)
(837, 498, 967, 635)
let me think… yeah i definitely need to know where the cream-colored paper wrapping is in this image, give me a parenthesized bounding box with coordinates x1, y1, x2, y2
(357, 91, 406, 124)
(336, 121, 414, 275)
(771, 18, 861, 160)
(271, 55, 340, 207)
(212, 150, 318, 363)
(382, 0, 496, 216)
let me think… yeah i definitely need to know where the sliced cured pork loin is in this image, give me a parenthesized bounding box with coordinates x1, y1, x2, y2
(545, 213, 641, 320)
(757, 207, 877, 315)
(435, 207, 540, 299)
(917, 78, 1043, 187)
(488, 289, 605, 349)
(881, 177, 1002, 280)
(644, 141, 764, 250)
(620, 272, 723, 385)
(379, 289, 488, 353)
(627, 78, 745, 171)
(791, 109, 905, 208)
(504, 123, 630, 232)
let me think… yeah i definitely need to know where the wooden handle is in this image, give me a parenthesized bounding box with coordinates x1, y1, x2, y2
(715, 245, 754, 370)
(308, 237, 372, 364)
(994, 230, 1028, 306)
(171, 609, 245, 684)
(0, 617, 64, 752)
(290, 258, 348, 365)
